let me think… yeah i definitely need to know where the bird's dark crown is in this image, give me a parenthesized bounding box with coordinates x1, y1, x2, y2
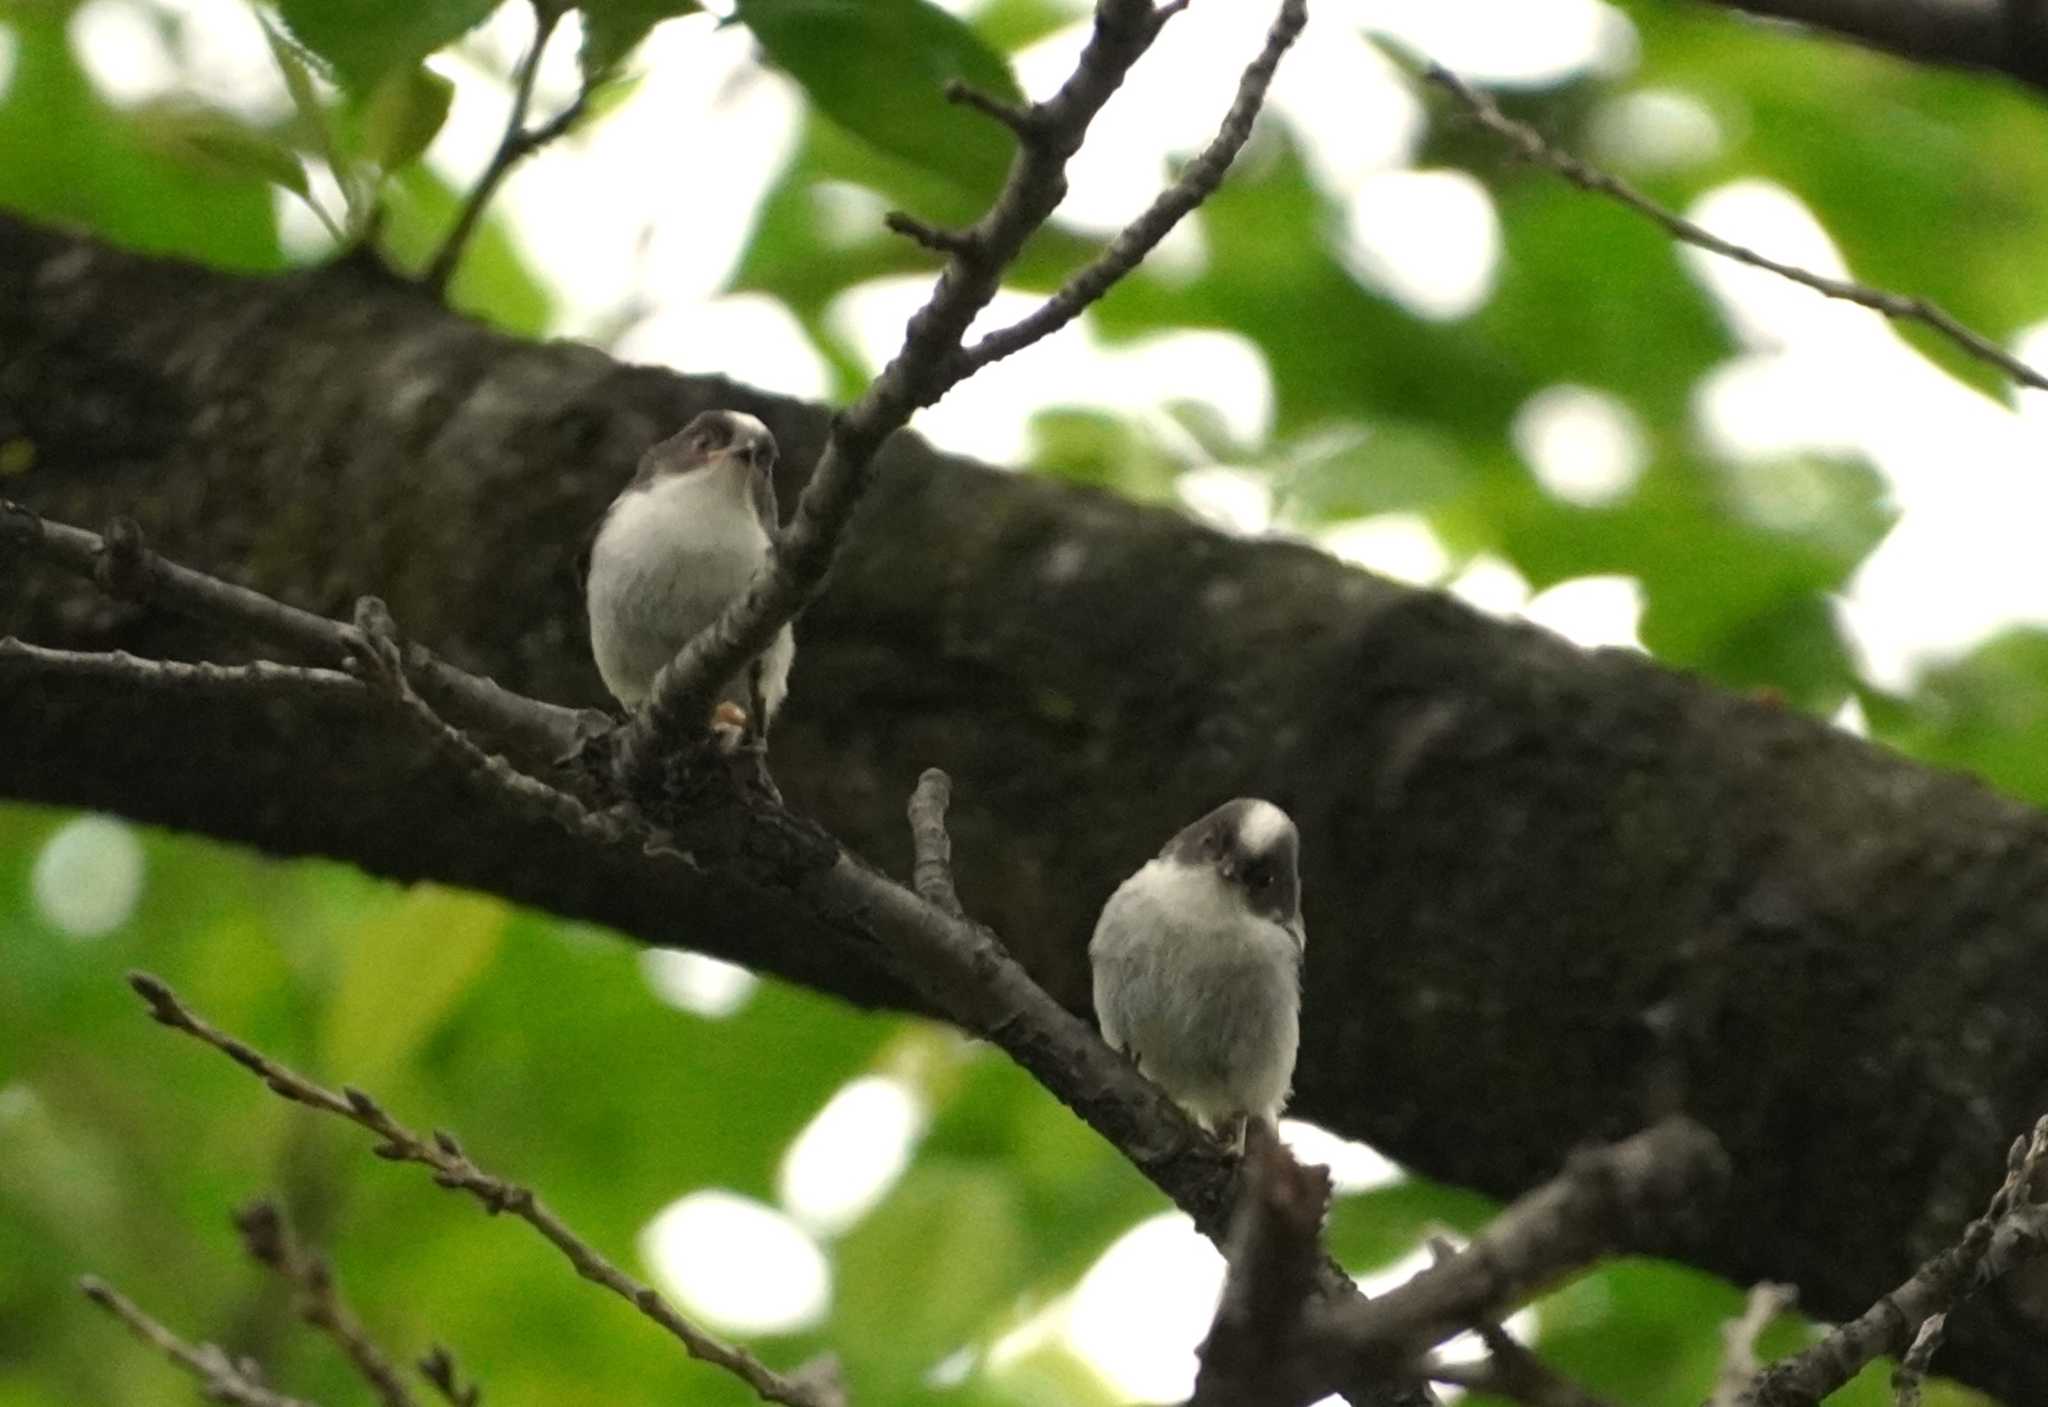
(642, 410, 777, 481)
(1163, 797, 1300, 926)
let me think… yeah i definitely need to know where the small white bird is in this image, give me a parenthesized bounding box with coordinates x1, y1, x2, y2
(584, 410, 795, 729)
(1089, 798, 1305, 1144)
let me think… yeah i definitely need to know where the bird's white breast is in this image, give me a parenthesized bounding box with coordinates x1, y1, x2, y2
(586, 467, 781, 708)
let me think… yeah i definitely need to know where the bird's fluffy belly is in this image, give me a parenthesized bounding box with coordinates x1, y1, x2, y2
(1090, 861, 1300, 1125)
(586, 476, 792, 711)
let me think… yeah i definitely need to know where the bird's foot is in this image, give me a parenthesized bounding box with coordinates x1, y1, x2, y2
(710, 701, 749, 752)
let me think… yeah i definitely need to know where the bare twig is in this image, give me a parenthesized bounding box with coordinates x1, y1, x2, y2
(1189, 1122, 1334, 1407)
(1739, 1115, 2048, 1407)
(125, 972, 845, 1407)
(1425, 1324, 1616, 1407)
(1, 637, 366, 701)
(234, 1200, 419, 1407)
(619, 0, 1305, 777)
(961, 0, 1308, 372)
(906, 767, 966, 918)
(1421, 64, 2048, 394)
(1332, 1119, 1729, 1380)
(423, 3, 592, 297)
(79, 1275, 320, 1407)
(418, 1345, 483, 1407)
(1709, 1283, 1795, 1407)
(1892, 1312, 1945, 1407)
(1, 501, 586, 761)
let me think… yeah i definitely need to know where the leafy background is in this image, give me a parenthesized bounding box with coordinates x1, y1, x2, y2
(2, 0, 2043, 1402)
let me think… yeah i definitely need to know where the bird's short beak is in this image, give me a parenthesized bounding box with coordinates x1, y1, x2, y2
(1217, 859, 1238, 882)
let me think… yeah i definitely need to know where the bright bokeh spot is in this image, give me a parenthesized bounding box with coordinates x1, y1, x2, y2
(1064, 1213, 1224, 1402)
(0, 25, 20, 101)
(1279, 1119, 1403, 1194)
(1363, 0, 1637, 86)
(1522, 575, 1645, 651)
(640, 1190, 830, 1335)
(777, 1075, 926, 1236)
(1446, 553, 1533, 618)
(68, 0, 178, 106)
(32, 816, 146, 940)
(1320, 513, 1451, 585)
(1513, 384, 1649, 507)
(1177, 466, 1274, 535)
(640, 950, 759, 1019)
(615, 293, 833, 402)
(1588, 88, 1723, 171)
(1343, 169, 1502, 321)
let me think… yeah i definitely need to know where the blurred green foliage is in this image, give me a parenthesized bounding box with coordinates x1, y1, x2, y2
(3, 0, 2045, 1401)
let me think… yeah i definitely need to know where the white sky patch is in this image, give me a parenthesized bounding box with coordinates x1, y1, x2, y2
(777, 1075, 925, 1237)
(1446, 553, 1533, 618)
(1362, 0, 1637, 87)
(1342, 169, 1501, 321)
(641, 1190, 830, 1335)
(160, 0, 291, 123)
(1682, 181, 1874, 351)
(1014, 3, 1419, 235)
(1320, 513, 1452, 586)
(1513, 384, 1649, 507)
(1064, 1213, 1224, 1402)
(1279, 1120, 1403, 1194)
(640, 950, 758, 1019)
(1588, 88, 1724, 172)
(1522, 575, 1645, 651)
(1831, 693, 1869, 737)
(830, 276, 1272, 466)
(615, 293, 833, 402)
(32, 815, 146, 939)
(428, 11, 802, 336)
(69, 0, 179, 106)
(1177, 466, 1274, 535)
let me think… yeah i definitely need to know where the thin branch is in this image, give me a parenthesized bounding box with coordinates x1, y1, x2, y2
(1, 501, 587, 761)
(125, 972, 847, 1407)
(1425, 1326, 1616, 1407)
(1892, 1312, 1945, 1407)
(418, 1345, 483, 1407)
(1421, 63, 2048, 394)
(1, 637, 367, 701)
(1331, 1119, 1730, 1380)
(618, 0, 1303, 777)
(79, 1275, 320, 1407)
(234, 1199, 419, 1407)
(1189, 1121, 1335, 1407)
(1709, 1284, 1796, 1407)
(906, 767, 966, 918)
(1737, 1114, 2048, 1407)
(961, 0, 1309, 372)
(423, 3, 592, 297)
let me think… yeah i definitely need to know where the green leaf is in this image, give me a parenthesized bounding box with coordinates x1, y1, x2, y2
(578, 0, 702, 80)
(375, 163, 556, 334)
(1324, 1178, 1498, 1271)
(832, 1164, 1028, 1393)
(735, 0, 1024, 203)
(134, 100, 310, 196)
(277, 0, 500, 89)
(361, 63, 456, 171)
(322, 885, 505, 1089)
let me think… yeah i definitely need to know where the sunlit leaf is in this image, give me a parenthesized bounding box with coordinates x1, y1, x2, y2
(735, 0, 1024, 203)
(360, 63, 456, 171)
(278, 0, 500, 89)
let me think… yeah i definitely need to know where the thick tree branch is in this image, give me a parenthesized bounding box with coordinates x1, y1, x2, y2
(128, 973, 846, 1407)
(1689, 0, 2048, 94)
(79, 1275, 320, 1407)
(19, 212, 2048, 1400)
(622, 0, 1304, 770)
(1423, 63, 2048, 393)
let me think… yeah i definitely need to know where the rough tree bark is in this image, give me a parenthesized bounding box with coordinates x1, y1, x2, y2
(9, 212, 2048, 1399)
(1698, 0, 2048, 94)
